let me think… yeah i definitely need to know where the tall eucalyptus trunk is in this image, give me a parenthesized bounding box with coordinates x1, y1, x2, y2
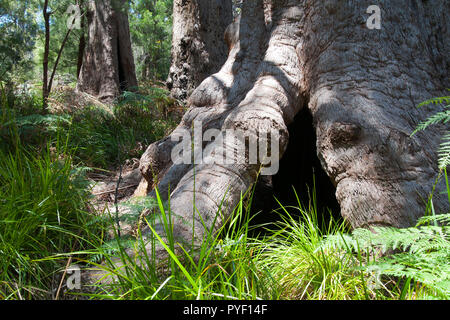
(77, 0, 138, 103)
(166, 0, 233, 102)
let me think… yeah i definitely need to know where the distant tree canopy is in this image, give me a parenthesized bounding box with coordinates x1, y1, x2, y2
(36, 0, 84, 79)
(130, 0, 173, 82)
(0, 0, 38, 83)
(0, 0, 174, 88)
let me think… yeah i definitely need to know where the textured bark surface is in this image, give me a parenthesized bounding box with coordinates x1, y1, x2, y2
(166, 0, 233, 102)
(77, 0, 137, 102)
(137, 0, 450, 253)
(299, 0, 450, 228)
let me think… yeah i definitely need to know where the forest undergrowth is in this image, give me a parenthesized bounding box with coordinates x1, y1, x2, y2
(0, 84, 449, 300)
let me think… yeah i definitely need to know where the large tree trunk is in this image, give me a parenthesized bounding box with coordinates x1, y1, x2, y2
(137, 0, 449, 253)
(166, 0, 233, 102)
(77, 0, 138, 103)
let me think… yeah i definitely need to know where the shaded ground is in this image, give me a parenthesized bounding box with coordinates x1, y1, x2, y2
(88, 158, 143, 238)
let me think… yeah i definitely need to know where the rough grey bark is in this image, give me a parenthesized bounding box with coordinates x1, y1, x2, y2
(166, 0, 233, 102)
(77, 0, 137, 102)
(300, 0, 449, 228)
(136, 0, 449, 256)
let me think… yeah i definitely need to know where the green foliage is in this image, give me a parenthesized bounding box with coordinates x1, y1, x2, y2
(79, 187, 378, 300)
(412, 92, 450, 169)
(56, 89, 178, 168)
(1, 84, 179, 168)
(78, 187, 278, 300)
(0, 0, 38, 82)
(253, 191, 372, 300)
(323, 214, 450, 299)
(1, 0, 83, 83)
(0, 88, 102, 299)
(3, 0, 174, 93)
(0, 85, 47, 149)
(79, 183, 450, 300)
(35, 0, 83, 77)
(0, 143, 97, 299)
(129, 0, 173, 81)
(438, 132, 450, 170)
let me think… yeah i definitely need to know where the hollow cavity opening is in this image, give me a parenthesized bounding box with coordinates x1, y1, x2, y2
(249, 107, 342, 235)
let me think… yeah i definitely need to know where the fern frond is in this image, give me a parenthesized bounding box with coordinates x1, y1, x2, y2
(15, 114, 71, 127)
(418, 95, 450, 108)
(438, 132, 450, 169)
(418, 213, 450, 226)
(88, 237, 136, 263)
(321, 214, 450, 298)
(411, 110, 450, 136)
(321, 233, 360, 252)
(120, 196, 160, 215)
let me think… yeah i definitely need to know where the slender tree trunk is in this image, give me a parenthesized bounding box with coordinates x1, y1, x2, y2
(134, 0, 449, 259)
(43, 1, 83, 108)
(42, 0, 50, 111)
(77, 0, 138, 103)
(47, 27, 72, 96)
(76, 0, 86, 79)
(166, 0, 233, 102)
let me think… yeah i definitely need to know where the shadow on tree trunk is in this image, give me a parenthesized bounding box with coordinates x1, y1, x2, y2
(133, 0, 449, 264)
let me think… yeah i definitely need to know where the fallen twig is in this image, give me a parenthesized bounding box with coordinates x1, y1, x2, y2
(92, 184, 138, 196)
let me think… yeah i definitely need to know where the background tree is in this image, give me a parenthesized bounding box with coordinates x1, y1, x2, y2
(77, 0, 138, 102)
(138, 0, 450, 253)
(166, 0, 233, 102)
(39, 0, 84, 109)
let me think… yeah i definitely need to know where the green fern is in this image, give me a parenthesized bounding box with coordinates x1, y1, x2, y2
(418, 95, 450, 108)
(412, 109, 450, 134)
(412, 92, 450, 170)
(3, 114, 71, 131)
(119, 196, 162, 223)
(323, 214, 450, 299)
(438, 132, 450, 170)
(89, 237, 137, 264)
(417, 213, 450, 226)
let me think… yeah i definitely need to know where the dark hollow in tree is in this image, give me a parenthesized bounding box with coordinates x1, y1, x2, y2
(249, 106, 342, 236)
